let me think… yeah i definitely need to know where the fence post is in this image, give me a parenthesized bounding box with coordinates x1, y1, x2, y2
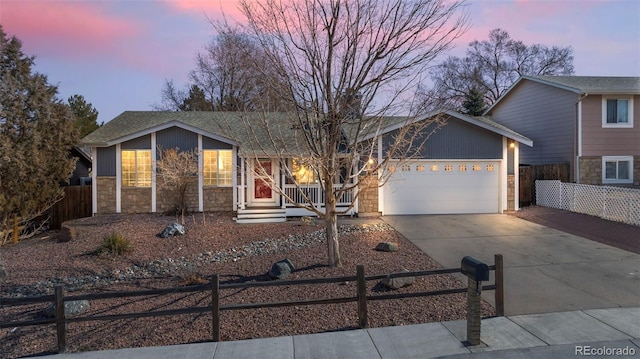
(54, 286, 67, 353)
(211, 274, 220, 342)
(494, 254, 504, 317)
(356, 265, 368, 328)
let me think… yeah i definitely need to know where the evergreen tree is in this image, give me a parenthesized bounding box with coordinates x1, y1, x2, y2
(68, 94, 100, 137)
(0, 26, 78, 243)
(179, 85, 213, 111)
(461, 86, 487, 116)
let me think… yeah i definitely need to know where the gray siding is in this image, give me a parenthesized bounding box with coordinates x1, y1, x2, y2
(156, 127, 198, 151)
(489, 80, 577, 177)
(203, 136, 232, 150)
(121, 134, 151, 149)
(383, 117, 503, 159)
(97, 146, 116, 176)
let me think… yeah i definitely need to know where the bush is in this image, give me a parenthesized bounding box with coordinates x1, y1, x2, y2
(100, 232, 132, 255)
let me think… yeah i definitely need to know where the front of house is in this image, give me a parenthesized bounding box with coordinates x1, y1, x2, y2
(81, 110, 532, 222)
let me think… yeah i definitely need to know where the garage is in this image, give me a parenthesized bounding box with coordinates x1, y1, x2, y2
(382, 160, 501, 215)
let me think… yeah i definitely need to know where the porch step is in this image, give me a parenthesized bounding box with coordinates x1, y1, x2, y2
(235, 208, 287, 224)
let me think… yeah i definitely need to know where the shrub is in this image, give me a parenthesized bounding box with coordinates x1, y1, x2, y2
(100, 232, 132, 255)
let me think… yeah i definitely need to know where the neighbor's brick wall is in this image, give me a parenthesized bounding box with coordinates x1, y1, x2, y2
(96, 177, 116, 214)
(506, 175, 515, 212)
(203, 187, 233, 212)
(579, 156, 602, 185)
(358, 175, 379, 214)
(121, 187, 151, 213)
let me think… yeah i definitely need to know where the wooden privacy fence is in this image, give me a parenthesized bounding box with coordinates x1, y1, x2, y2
(0, 255, 504, 353)
(519, 163, 570, 207)
(50, 186, 92, 229)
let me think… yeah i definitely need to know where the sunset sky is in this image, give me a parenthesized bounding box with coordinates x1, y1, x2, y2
(1, 0, 639, 125)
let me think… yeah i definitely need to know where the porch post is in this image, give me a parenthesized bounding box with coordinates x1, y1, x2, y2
(197, 134, 203, 212)
(239, 157, 245, 210)
(232, 146, 238, 211)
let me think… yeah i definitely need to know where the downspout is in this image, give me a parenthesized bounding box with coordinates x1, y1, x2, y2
(576, 93, 588, 183)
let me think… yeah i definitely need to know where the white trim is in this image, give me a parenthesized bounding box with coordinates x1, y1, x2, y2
(198, 134, 204, 212)
(513, 141, 520, 211)
(115, 143, 122, 213)
(377, 136, 384, 214)
(248, 159, 280, 207)
(577, 99, 583, 181)
(91, 147, 98, 215)
(232, 146, 238, 211)
(239, 158, 246, 210)
(602, 96, 634, 128)
(501, 137, 508, 213)
(151, 132, 157, 213)
(602, 156, 634, 184)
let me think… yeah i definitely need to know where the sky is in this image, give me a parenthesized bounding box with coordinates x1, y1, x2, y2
(1, 0, 639, 125)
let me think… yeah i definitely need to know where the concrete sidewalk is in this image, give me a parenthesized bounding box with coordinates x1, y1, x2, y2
(48, 307, 640, 359)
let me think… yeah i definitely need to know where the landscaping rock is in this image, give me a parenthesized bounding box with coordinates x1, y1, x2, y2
(157, 223, 185, 238)
(380, 269, 415, 290)
(0, 260, 6, 279)
(43, 300, 90, 318)
(375, 241, 398, 252)
(300, 216, 316, 226)
(269, 259, 295, 279)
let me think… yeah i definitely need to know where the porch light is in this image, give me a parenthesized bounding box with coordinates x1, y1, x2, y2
(509, 141, 515, 149)
(367, 158, 375, 165)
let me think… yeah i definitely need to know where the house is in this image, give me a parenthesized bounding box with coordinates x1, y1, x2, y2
(485, 75, 640, 187)
(69, 146, 92, 186)
(81, 110, 532, 222)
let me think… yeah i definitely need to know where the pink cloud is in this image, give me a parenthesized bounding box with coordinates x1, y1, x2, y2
(1, 1, 141, 59)
(164, 0, 245, 21)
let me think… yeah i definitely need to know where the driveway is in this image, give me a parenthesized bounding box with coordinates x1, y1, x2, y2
(382, 214, 640, 316)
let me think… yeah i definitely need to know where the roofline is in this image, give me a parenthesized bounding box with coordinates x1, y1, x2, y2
(366, 109, 533, 146)
(80, 120, 239, 147)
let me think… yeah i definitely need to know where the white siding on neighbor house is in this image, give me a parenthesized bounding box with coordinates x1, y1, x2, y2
(489, 80, 577, 179)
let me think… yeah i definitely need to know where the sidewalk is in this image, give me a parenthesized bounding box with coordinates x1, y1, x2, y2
(48, 306, 640, 359)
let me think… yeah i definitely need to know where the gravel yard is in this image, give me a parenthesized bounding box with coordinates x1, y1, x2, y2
(0, 213, 494, 358)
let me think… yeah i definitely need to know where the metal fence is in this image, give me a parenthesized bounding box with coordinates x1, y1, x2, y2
(536, 180, 640, 226)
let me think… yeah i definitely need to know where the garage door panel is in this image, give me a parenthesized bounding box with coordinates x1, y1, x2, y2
(383, 161, 500, 215)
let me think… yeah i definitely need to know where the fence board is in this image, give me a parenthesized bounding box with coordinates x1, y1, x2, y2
(50, 186, 92, 229)
(519, 163, 569, 207)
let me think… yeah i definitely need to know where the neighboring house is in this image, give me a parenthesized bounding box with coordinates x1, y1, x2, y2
(485, 75, 640, 187)
(69, 146, 92, 186)
(81, 110, 531, 222)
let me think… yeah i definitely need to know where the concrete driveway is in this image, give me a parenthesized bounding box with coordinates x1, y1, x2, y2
(382, 214, 640, 316)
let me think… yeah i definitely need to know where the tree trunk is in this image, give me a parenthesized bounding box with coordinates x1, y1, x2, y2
(325, 211, 341, 267)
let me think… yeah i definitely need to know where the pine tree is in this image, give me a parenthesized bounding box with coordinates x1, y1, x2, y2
(0, 26, 78, 243)
(461, 86, 487, 116)
(68, 94, 100, 138)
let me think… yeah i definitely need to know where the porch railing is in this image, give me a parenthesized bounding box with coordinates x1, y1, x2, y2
(283, 184, 354, 208)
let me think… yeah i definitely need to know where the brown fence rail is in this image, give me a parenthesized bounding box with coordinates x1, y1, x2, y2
(1, 255, 504, 353)
(519, 163, 570, 207)
(50, 185, 92, 229)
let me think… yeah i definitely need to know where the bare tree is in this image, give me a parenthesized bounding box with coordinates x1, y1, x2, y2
(155, 147, 199, 224)
(232, 0, 468, 267)
(420, 28, 574, 111)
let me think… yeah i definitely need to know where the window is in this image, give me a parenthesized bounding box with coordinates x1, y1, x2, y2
(444, 165, 453, 172)
(602, 97, 634, 128)
(472, 164, 482, 171)
(416, 165, 425, 172)
(430, 165, 439, 172)
(458, 164, 467, 172)
(401, 165, 411, 171)
(122, 150, 151, 187)
(292, 158, 318, 184)
(203, 150, 233, 186)
(602, 156, 633, 184)
(486, 164, 495, 172)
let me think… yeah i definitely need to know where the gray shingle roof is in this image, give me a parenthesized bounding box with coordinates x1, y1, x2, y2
(524, 75, 640, 94)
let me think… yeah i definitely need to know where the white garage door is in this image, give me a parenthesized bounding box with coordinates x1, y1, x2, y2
(382, 161, 500, 215)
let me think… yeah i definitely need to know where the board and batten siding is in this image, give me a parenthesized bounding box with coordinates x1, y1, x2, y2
(581, 95, 640, 157)
(156, 127, 198, 152)
(121, 134, 151, 149)
(489, 80, 577, 179)
(383, 116, 503, 159)
(96, 146, 116, 176)
(203, 136, 233, 150)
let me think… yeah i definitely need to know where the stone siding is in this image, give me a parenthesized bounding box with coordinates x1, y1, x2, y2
(203, 187, 234, 212)
(506, 174, 515, 212)
(96, 177, 116, 214)
(121, 187, 152, 213)
(579, 156, 602, 185)
(156, 177, 200, 214)
(358, 175, 379, 214)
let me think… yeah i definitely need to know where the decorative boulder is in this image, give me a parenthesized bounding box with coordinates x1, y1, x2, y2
(375, 242, 398, 252)
(57, 224, 77, 243)
(300, 216, 316, 226)
(43, 300, 90, 318)
(269, 259, 295, 279)
(157, 223, 185, 238)
(380, 269, 415, 290)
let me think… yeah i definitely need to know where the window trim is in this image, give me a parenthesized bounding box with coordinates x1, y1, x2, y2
(202, 149, 233, 187)
(121, 149, 152, 188)
(602, 96, 634, 128)
(602, 156, 633, 184)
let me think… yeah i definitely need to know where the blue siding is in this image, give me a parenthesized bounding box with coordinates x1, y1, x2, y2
(156, 127, 198, 151)
(203, 136, 232, 150)
(97, 146, 116, 176)
(383, 117, 503, 159)
(121, 135, 151, 149)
